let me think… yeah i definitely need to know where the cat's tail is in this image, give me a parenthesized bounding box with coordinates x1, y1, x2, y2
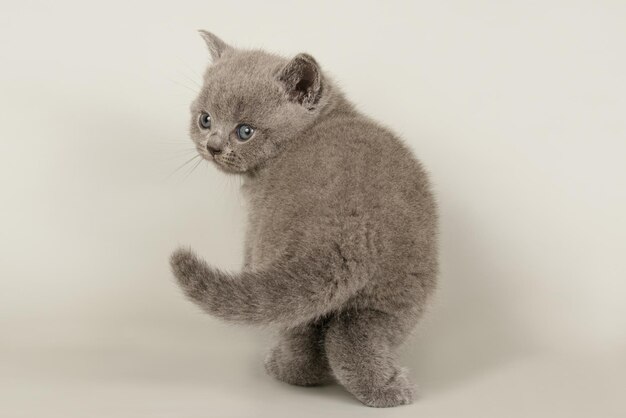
(170, 246, 369, 328)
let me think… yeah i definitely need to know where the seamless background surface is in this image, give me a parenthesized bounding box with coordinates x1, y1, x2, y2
(1, 1, 625, 416)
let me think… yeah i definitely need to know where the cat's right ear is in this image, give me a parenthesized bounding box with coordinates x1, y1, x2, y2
(198, 30, 232, 61)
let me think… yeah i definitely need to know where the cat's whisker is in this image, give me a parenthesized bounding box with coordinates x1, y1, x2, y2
(167, 154, 201, 179)
(153, 143, 198, 161)
(154, 144, 196, 151)
(172, 152, 198, 159)
(158, 152, 199, 162)
(182, 156, 204, 181)
(167, 77, 199, 94)
(156, 140, 195, 146)
(177, 70, 202, 89)
(156, 147, 197, 155)
(176, 56, 204, 80)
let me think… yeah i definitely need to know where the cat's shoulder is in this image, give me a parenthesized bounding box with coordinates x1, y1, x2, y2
(270, 114, 416, 184)
(303, 114, 406, 155)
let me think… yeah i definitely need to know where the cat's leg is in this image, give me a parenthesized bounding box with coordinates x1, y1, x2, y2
(265, 319, 332, 386)
(325, 309, 416, 408)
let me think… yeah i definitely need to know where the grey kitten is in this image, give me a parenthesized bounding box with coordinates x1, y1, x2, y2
(170, 31, 438, 408)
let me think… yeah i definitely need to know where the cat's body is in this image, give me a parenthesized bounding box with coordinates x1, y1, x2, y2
(170, 32, 438, 408)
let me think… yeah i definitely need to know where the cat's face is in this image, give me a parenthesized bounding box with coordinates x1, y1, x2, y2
(189, 31, 326, 174)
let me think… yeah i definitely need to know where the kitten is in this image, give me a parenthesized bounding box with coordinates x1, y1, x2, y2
(170, 31, 438, 408)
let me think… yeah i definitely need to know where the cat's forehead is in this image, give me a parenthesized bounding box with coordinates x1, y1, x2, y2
(199, 50, 286, 121)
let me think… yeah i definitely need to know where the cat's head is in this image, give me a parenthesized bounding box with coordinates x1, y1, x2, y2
(189, 31, 332, 174)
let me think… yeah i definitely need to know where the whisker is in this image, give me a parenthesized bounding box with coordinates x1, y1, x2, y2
(152, 145, 198, 161)
(167, 154, 201, 179)
(157, 151, 199, 162)
(182, 157, 204, 181)
(176, 56, 204, 80)
(178, 70, 202, 89)
(167, 77, 199, 94)
(156, 140, 194, 146)
(154, 146, 197, 155)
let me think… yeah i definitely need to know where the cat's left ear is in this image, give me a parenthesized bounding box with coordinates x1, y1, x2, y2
(198, 30, 232, 61)
(277, 53, 323, 110)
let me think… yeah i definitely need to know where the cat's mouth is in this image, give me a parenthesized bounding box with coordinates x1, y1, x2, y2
(210, 153, 246, 174)
(194, 144, 245, 173)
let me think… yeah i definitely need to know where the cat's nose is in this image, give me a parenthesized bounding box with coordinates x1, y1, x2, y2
(207, 145, 222, 156)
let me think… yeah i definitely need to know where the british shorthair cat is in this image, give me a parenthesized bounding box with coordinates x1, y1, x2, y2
(170, 31, 438, 407)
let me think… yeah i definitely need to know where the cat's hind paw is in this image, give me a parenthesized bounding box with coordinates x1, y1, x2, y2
(354, 372, 417, 408)
(264, 346, 332, 387)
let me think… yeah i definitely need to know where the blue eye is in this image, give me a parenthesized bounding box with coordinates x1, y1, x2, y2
(236, 124, 255, 141)
(198, 112, 211, 129)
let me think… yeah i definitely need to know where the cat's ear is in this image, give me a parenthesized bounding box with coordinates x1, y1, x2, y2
(198, 30, 232, 61)
(277, 53, 323, 110)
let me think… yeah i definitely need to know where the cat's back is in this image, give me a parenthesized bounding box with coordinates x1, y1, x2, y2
(259, 113, 437, 250)
(267, 113, 438, 313)
(279, 113, 435, 217)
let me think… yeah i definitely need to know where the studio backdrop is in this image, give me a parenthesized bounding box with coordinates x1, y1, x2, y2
(1, 1, 625, 417)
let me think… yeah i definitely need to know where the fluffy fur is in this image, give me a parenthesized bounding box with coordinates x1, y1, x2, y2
(170, 31, 438, 408)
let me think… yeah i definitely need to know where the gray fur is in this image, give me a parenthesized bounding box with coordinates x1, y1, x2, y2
(170, 31, 438, 408)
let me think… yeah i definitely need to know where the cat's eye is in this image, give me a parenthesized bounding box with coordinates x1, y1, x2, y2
(198, 112, 211, 129)
(236, 124, 255, 141)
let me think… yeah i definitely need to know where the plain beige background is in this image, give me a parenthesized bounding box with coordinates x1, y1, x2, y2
(1, 0, 625, 417)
